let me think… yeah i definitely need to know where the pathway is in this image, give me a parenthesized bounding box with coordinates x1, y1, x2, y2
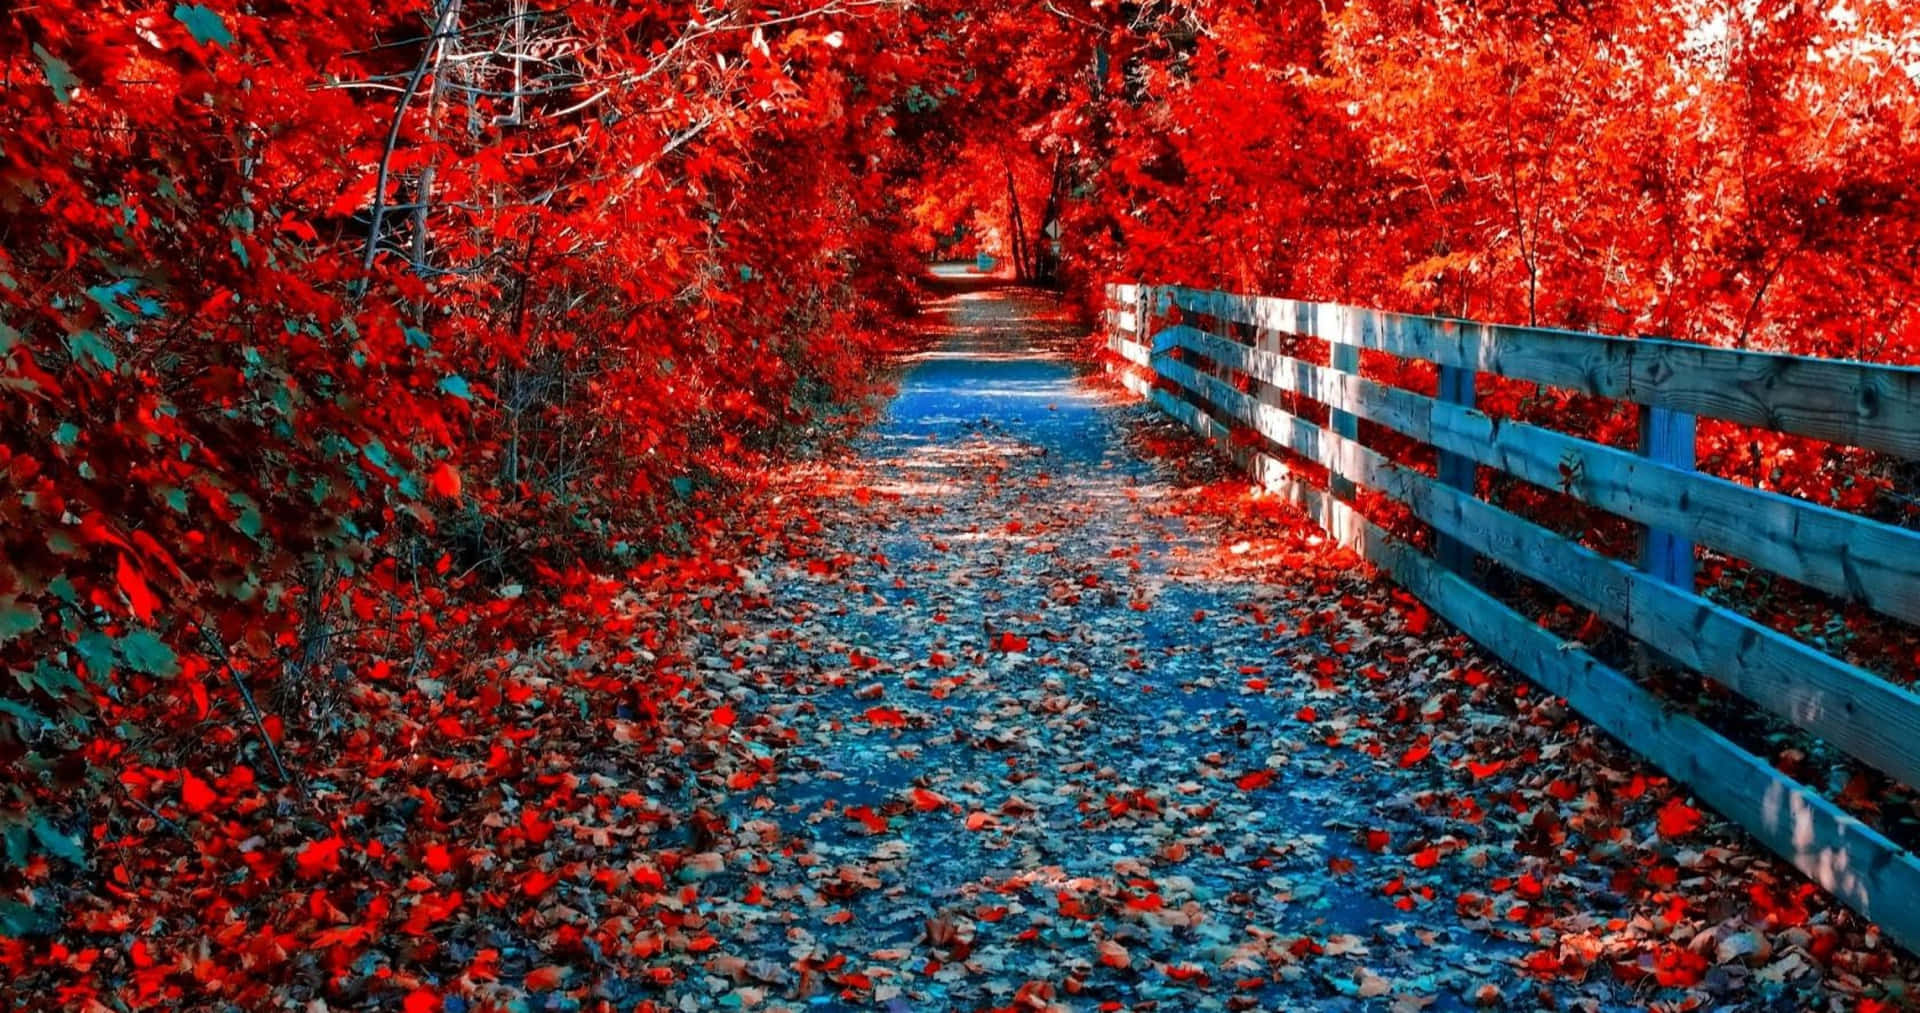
(668, 278, 1903, 1011)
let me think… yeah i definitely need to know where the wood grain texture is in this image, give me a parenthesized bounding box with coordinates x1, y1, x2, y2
(1167, 285, 1920, 459)
(1163, 321, 1920, 626)
(1422, 404, 1920, 626)
(1370, 449, 1920, 792)
(1367, 526, 1920, 955)
(1110, 334, 1151, 367)
(1164, 328, 1920, 793)
(1638, 405, 1698, 589)
(1435, 364, 1479, 573)
(1147, 283, 1920, 952)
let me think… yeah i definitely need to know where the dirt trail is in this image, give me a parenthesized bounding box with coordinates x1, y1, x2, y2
(669, 279, 1908, 1011)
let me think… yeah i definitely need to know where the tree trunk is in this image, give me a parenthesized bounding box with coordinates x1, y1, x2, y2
(1004, 156, 1029, 281)
(1035, 149, 1067, 284)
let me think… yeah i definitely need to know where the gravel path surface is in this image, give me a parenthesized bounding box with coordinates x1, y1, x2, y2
(663, 279, 1909, 1012)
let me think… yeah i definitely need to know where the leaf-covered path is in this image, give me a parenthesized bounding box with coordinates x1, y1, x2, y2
(669, 280, 1912, 1011)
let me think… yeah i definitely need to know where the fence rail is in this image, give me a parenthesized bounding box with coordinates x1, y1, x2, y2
(1103, 281, 1920, 951)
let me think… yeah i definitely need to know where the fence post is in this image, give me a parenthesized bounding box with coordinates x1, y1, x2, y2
(1328, 309, 1360, 504)
(1435, 363, 1479, 574)
(1638, 404, 1696, 587)
(1136, 285, 1152, 350)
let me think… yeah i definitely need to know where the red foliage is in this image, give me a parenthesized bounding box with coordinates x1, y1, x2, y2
(0, 0, 930, 986)
(5, 0, 1920, 1007)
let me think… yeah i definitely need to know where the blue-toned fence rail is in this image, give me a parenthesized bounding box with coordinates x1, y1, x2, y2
(1103, 281, 1920, 951)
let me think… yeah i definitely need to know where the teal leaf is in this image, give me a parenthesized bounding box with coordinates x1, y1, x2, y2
(0, 598, 40, 645)
(173, 3, 235, 47)
(437, 375, 472, 400)
(75, 631, 116, 678)
(0, 699, 47, 734)
(0, 899, 51, 936)
(362, 439, 396, 477)
(31, 817, 85, 866)
(32, 44, 78, 104)
(118, 630, 178, 678)
(24, 661, 81, 696)
(53, 423, 80, 447)
(66, 330, 116, 372)
(85, 279, 143, 325)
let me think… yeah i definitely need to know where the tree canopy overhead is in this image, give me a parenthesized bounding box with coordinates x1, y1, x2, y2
(4, 0, 1920, 1007)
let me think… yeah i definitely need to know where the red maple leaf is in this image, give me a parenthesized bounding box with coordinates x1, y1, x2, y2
(180, 773, 217, 814)
(1656, 797, 1704, 838)
(294, 836, 345, 880)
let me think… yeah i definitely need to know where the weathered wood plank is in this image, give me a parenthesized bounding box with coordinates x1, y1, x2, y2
(1150, 282, 1920, 953)
(1169, 322, 1920, 624)
(1167, 286, 1920, 460)
(1153, 393, 1920, 949)
(1164, 324, 1432, 439)
(1110, 335, 1150, 368)
(1329, 334, 1361, 502)
(1159, 358, 1326, 463)
(1364, 448, 1920, 791)
(1422, 404, 1920, 627)
(1435, 364, 1479, 573)
(1365, 525, 1920, 955)
(1163, 353, 1920, 791)
(1638, 405, 1698, 589)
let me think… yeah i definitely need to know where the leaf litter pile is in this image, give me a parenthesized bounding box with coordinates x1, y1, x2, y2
(13, 282, 1918, 1013)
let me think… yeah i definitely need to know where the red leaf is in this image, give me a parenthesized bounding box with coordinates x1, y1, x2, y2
(404, 989, 441, 1013)
(863, 706, 905, 728)
(846, 805, 889, 834)
(117, 554, 158, 623)
(295, 836, 345, 879)
(524, 965, 566, 990)
(1235, 768, 1276, 792)
(1657, 796, 1704, 838)
(180, 773, 217, 814)
(429, 462, 462, 498)
(1412, 846, 1440, 869)
(1399, 740, 1432, 767)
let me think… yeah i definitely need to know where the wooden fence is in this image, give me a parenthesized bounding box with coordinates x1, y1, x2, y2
(1103, 282, 1920, 950)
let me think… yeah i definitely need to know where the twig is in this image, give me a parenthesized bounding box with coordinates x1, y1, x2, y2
(198, 629, 305, 799)
(362, 2, 463, 277)
(120, 785, 189, 839)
